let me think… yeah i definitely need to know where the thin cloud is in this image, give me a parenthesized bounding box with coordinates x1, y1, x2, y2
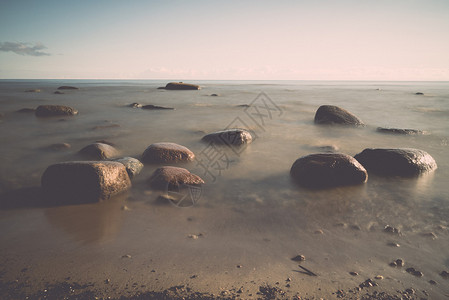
(0, 42, 51, 56)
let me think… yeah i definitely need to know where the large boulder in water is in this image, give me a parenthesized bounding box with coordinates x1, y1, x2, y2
(79, 142, 119, 160)
(202, 129, 252, 146)
(314, 105, 364, 126)
(290, 153, 368, 188)
(112, 157, 143, 178)
(35, 105, 78, 117)
(142, 143, 195, 164)
(163, 82, 200, 90)
(41, 161, 131, 204)
(149, 166, 204, 190)
(354, 148, 437, 176)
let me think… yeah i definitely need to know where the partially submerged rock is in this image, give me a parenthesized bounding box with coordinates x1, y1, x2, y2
(142, 142, 195, 164)
(129, 103, 142, 108)
(314, 105, 364, 126)
(149, 166, 204, 190)
(141, 104, 174, 110)
(41, 161, 131, 204)
(25, 89, 41, 93)
(112, 157, 143, 178)
(57, 86, 79, 90)
(79, 142, 119, 160)
(354, 148, 437, 176)
(35, 105, 78, 117)
(202, 129, 252, 146)
(290, 153, 368, 188)
(163, 82, 200, 90)
(376, 127, 427, 135)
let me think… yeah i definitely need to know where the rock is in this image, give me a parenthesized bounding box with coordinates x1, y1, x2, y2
(112, 157, 143, 178)
(415, 92, 424, 95)
(163, 82, 200, 90)
(314, 105, 364, 126)
(142, 142, 195, 164)
(141, 104, 174, 110)
(236, 104, 250, 108)
(129, 103, 142, 108)
(79, 143, 119, 160)
(25, 89, 41, 93)
(148, 166, 204, 190)
(291, 255, 306, 262)
(290, 153, 368, 188)
(35, 105, 78, 117)
(441, 270, 449, 278)
(41, 161, 131, 204)
(16, 108, 36, 113)
(376, 127, 427, 135)
(354, 148, 437, 176)
(202, 129, 252, 146)
(57, 86, 79, 90)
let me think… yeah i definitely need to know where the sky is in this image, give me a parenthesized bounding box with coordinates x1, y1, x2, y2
(0, 0, 448, 80)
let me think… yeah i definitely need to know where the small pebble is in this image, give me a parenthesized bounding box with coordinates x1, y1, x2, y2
(429, 280, 437, 285)
(440, 270, 449, 278)
(350, 225, 361, 231)
(286, 284, 291, 288)
(384, 225, 400, 234)
(387, 242, 400, 247)
(389, 262, 398, 267)
(314, 229, 324, 234)
(374, 275, 384, 280)
(396, 259, 404, 267)
(349, 271, 358, 276)
(291, 255, 306, 262)
(236, 265, 243, 268)
(105, 279, 111, 284)
(286, 277, 291, 282)
(188, 234, 199, 239)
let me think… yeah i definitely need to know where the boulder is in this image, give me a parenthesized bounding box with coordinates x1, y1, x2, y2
(354, 148, 437, 176)
(290, 153, 368, 188)
(57, 86, 79, 90)
(129, 103, 142, 108)
(376, 127, 427, 135)
(35, 105, 78, 117)
(314, 105, 364, 126)
(163, 82, 200, 90)
(141, 104, 174, 110)
(202, 129, 252, 146)
(79, 143, 119, 160)
(41, 161, 131, 204)
(142, 142, 195, 164)
(112, 157, 143, 178)
(149, 166, 204, 190)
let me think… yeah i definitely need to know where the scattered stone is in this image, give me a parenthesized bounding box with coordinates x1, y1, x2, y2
(286, 277, 291, 282)
(440, 270, 449, 278)
(105, 279, 111, 284)
(122, 254, 132, 258)
(349, 272, 359, 276)
(210, 94, 219, 96)
(47, 143, 71, 151)
(202, 129, 253, 146)
(376, 127, 427, 135)
(25, 89, 41, 93)
(236, 265, 242, 268)
(57, 86, 79, 90)
(396, 259, 405, 267)
(236, 104, 250, 108)
(141, 104, 174, 110)
(314, 229, 324, 234)
(121, 205, 131, 211)
(415, 92, 424, 95)
(129, 103, 142, 108)
(354, 148, 437, 177)
(285, 284, 290, 288)
(314, 105, 364, 126)
(429, 280, 437, 285)
(148, 166, 204, 190)
(291, 255, 306, 262)
(142, 142, 195, 164)
(406, 267, 423, 277)
(350, 224, 362, 231)
(359, 279, 377, 289)
(79, 142, 119, 160)
(290, 153, 368, 188)
(389, 261, 398, 267)
(112, 157, 143, 178)
(16, 108, 36, 113)
(374, 275, 384, 280)
(41, 161, 131, 204)
(163, 82, 200, 90)
(387, 242, 400, 247)
(92, 123, 120, 130)
(188, 234, 199, 240)
(35, 105, 78, 117)
(383, 225, 400, 235)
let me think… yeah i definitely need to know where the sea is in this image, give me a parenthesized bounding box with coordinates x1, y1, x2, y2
(0, 79, 448, 297)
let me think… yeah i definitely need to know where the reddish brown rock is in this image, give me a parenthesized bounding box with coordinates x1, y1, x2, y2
(202, 129, 252, 146)
(149, 166, 204, 190)
(35, 105, 78, 117)
(314, 105, 364, 126)
(142, 143, 195, 164)
(41, 161, 131, 204)
(79, 143, 119, 160)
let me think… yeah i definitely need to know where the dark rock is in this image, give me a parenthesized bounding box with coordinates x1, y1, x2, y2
(142, 142, 195, 164)
(415, 92, 424, 95)
(383, 225, 400, 234)
(141, 104, 174, 110)
(41, 161, 131, 204)
(291, 255, 306, 262)
(25, 89, 41, 93)
(290, 153, 368, 188)
(57, 86, 79, 90)
(54, 91, 64, 94)
(79, 143, 119, 160)
(148, 166, 204, 190)
(202, 129, 252, 146)
(441, 270, 449, 278)
(376, 127, 427, 135)
(129, 103, 142, 108)
(314, 105, 364, 126)
(16, 108, 36, 113)
(354, 148, 437, 177)
(112, 157, 143, 178)
(210, 94, 219, 96)
(163, 82, 200, 90)
(236, 104, 250, 108)
(35, 105, 78, 117)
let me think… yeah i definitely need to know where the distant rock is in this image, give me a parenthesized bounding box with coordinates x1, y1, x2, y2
(236, 104, 250, 108)
(210, 94, 219, 97)
(202, 129, 252, 146)
(141, 104, 174, 110)
(79, 142, 119, 160)
(314, 105, 364, 126)
(35, 105, 78, 117)
(354, 148, 437, 177)
(57, 86, 79, 90)
(129, 103, 142, 108)
(376, 127, 427, 135)
(415, 92, 424, 95)
(290, 153, 368, 188)
(16, 108, 36, 113)
(148, 166, 204, 190)
(112, 157, 143, 178)
(142, 142, 195, 164)
(41, 161, 131, 204)
(25, 89, 41, 93)
(163, 82, 200, 90)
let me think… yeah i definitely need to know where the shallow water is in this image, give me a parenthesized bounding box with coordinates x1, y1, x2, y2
(0, 80, 448, 298)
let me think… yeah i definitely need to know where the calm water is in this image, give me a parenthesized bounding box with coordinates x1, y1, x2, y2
(0, 80, 448, 296)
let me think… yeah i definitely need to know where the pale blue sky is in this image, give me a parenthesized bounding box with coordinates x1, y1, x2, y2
(1, 0, 448, 80)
